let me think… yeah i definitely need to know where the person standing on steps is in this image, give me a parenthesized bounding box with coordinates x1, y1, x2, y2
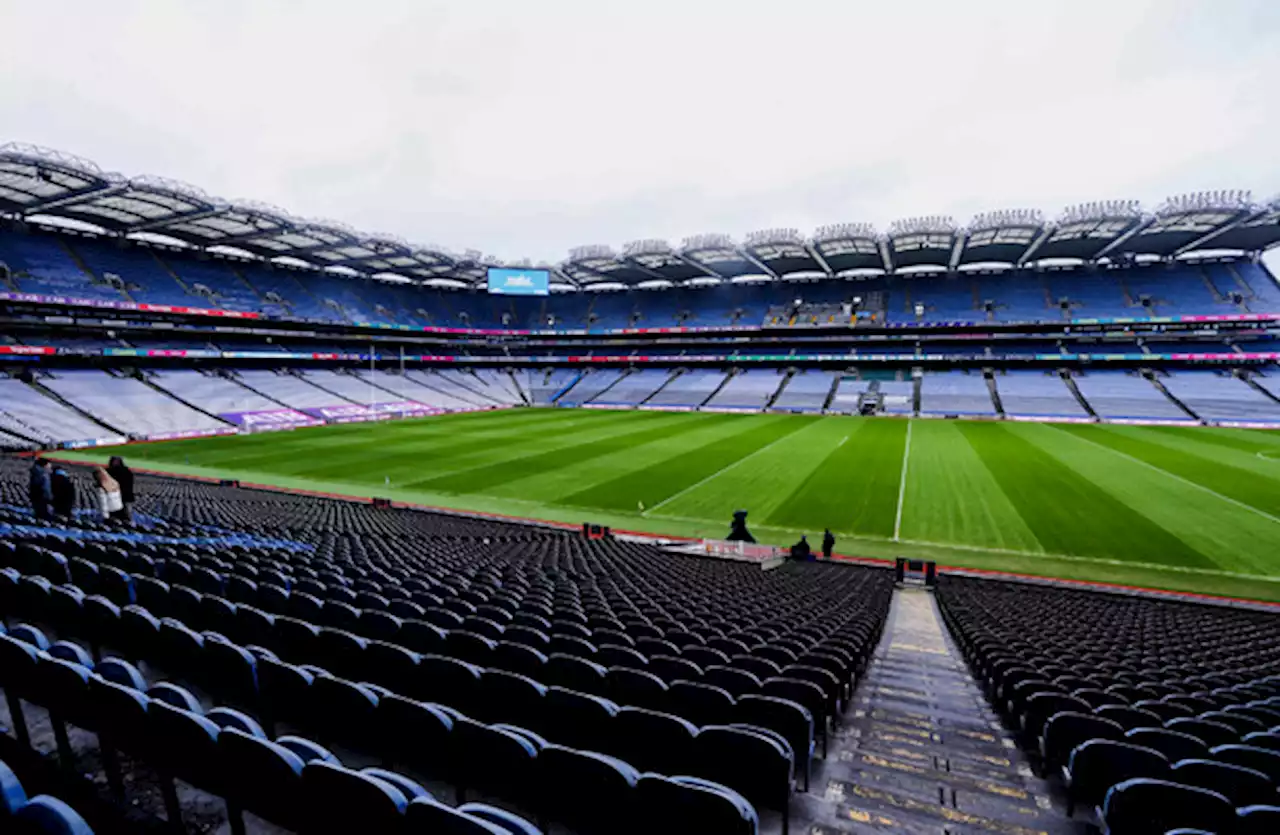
(107, 456, 135, 522)
(93, 467, 124, 523)
(51, 465, 76, 519)
(28, 457, 52, 521)
(822, 528, 835, 560)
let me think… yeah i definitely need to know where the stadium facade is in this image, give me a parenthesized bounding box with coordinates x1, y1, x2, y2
(2, 141, 1280, 448)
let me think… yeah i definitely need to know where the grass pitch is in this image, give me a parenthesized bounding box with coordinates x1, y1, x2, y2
(61, 408, 1280, 601)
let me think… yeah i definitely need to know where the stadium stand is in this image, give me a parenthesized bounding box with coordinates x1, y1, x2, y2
(703, 369, 787, 410)
(0, 457, 894, 835)
(769, 370, 836, 413)
(436, 369, 524, 406)
(825, 376, 867, 414)
(590, 369, 674, 407)
(918, 370, 997, 416)
(149, 370, 282, 418)
(646, 370, 730, 408)
(877, 379, 916, 416)
(555, 368, 628, 406)
(1159, 370, 1280, 424)
(0, 378, 122, 447)
(528, 369, 581, 406)
(230, 370, 345, 411)
(1072, 371, 1194, 422)
(40, 371, 229, 439)
(994, 370, 1090, 419)
(939, 575, 1280, 834)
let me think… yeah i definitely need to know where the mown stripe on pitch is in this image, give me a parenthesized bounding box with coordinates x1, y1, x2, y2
(559, 413, 812, 512)
(410, 411, 720, 494)
(957, 422, 1212, 567)
(766, 417, 906, 538)
(269, 408, 640, 480)
(900, 420, 1042, 553)
(1147, 424, 1280, 453)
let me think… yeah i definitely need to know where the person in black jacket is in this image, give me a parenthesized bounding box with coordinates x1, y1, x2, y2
(822, 528, 835, 559)
(790, 535, 811, 561)
(50, 466, 76, 519)
(28, 458, 52, 521)
(107, 456, 135, 522)
(726, 509, 756, 544)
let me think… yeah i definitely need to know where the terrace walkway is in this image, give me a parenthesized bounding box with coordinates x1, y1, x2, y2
(782, 586, 1079, 835)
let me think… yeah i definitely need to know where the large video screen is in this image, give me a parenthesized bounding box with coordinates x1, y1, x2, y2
(487, 267, 550, 296)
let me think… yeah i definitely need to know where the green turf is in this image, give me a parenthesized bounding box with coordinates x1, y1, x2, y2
(56, 409, 1280, 602)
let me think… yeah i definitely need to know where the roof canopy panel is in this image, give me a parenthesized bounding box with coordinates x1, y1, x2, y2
(49, 176, 223, 233)
(958, 209, 1044, 265)
(680, 234, 757, 278)
(1196, 198, 1280, 252)
(4, 142, 1279, 293)
(1119, 191, 1253, 256)
(812, 223, 883, 273)
(887, 217, 957, 269)
(0, 142, 122, 215)
(622, 239, 707, 281)
(743, 229, 823, 276)
(1032, 201, 1145, 261)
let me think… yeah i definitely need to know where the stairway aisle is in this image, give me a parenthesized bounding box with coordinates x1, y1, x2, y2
(793, 587, 1079, 835)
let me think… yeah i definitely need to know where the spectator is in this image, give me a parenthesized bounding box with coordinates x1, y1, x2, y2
(727, 509, 756, 543)
(822, 528, 835, 559)
(50, 465, 76, 518)
(107, 456, 135, 521)
(790, 534, 811, 561)
(28, 457, 52, 521)
(93, 467, 124, 522)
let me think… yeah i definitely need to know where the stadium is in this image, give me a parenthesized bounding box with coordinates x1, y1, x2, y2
(2, 134, 1280, 835)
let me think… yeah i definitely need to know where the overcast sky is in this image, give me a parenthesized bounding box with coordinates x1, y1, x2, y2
(2, 0, 1278, 266)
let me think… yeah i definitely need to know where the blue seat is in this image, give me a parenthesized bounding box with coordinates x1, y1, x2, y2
(456, 803, 543, 835)
(1237, 805, 1280, 835)
(537, 744, 638, 834)
(299, 761, 410, 834)
(1099, 778, 1234, 835)
(14, 795, 95, 835)
(404, 796, 510, 834)
(635, 773, 758, 835)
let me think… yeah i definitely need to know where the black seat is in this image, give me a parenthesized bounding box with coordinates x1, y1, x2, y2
(1099, 778, 1234, 835)
(1062, 739, 1169, 816)
(1126, 728, 1208, 763)
(1040, 713, 1124, 777)
(537, 744, 638, 834)
(1169, 759, 1276, 808)
(633, 773, 758, 835)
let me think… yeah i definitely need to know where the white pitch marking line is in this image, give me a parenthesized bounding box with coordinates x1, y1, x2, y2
(643, 421, 818, 516)
(838, 435, 849, 447)
(892, 420, 913, 542)
(1045, 424, 1280, 526)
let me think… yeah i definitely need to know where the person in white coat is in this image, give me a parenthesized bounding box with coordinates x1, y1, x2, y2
(93, 467, 124, 521)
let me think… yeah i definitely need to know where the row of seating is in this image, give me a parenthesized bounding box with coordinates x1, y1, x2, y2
(0, 758, 93, 835)
(6, 537, 887, 777)
(938, 576, 1280, 835)
(0, 560, 791, 832)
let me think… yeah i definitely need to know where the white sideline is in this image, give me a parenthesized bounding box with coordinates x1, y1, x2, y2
(643, 421, 818, 516)
(892, 420, 913, 541)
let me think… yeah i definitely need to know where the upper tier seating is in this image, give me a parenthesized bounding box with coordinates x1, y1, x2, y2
(0, 231, 126, 302)
(40, 371, 226, 439)
(939, 576, 1280, 834)
(0, 378, 120, 446)
(994, 371, 1089, 419)
(1072, 372, 1192, 422)
(919, 371, 996, 416)
(8, 228, 1278, 330)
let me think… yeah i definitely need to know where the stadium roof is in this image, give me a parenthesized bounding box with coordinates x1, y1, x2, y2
(2, 141, 1279, 289)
